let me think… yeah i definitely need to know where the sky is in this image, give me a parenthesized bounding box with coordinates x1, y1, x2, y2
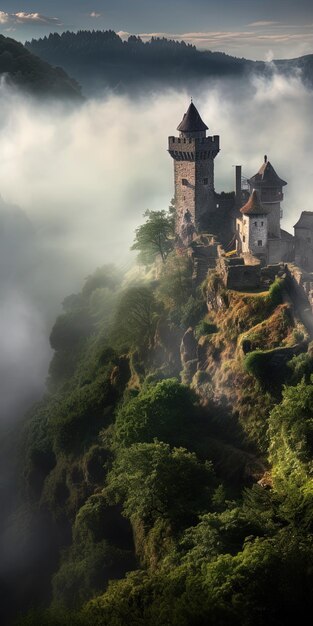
(0, 0, 313, 59)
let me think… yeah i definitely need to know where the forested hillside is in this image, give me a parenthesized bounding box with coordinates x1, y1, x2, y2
(26, 31, 253, 94)
(25, 30, 313, 95)
(14, 208, 313, 625)
(0, 34, 81, 98)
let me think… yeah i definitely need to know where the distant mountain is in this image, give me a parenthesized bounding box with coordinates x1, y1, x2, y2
(25, 30, 313, 95)
(0, 34, 81, 98)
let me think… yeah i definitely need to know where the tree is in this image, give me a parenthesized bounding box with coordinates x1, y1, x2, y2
(131, 209, 174, 264)
(114, 378, 196, 447)
(157, 251, 193, 309)
(106, 441, 214, 529)
(112, 285, 162, 350)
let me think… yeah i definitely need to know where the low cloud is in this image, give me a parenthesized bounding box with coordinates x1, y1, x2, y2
(0, 67, 312, 423)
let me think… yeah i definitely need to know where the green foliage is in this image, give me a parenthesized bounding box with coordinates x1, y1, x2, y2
(180, 294, 207, 328)
(268, 380, 313, 489)
(106, 441, 215, 529)
(267, 278, 283, 308)
(50, 310, 93, 352)
(82, 265, 122, 299)
(0, 34, 81, 98)
(114, 379, 196, 447)
(288, 350, 313, 384)
(195, 320, 218, 339)
(50, 494, 136, 610)
(157, 252, 193, 309)
(244, 347, 292, 389)
(131, 209, 174, 264)
(51, 372, 115, 454)
(111, 285, 162, 351)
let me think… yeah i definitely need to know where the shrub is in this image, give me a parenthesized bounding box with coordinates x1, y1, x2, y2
(114, 378, 196, 448)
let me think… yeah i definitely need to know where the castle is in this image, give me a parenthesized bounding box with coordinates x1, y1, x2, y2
(168, 101, 313, 275)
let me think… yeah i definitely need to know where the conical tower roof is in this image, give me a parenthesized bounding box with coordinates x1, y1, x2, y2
(248, 156, 287, 188)
(240, 190, 270, 216)
(177, 102, 208, 132)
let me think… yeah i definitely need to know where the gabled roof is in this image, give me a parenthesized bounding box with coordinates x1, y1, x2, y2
(240, 189, 270, 216)
(177, 102, 208, 132)
(248, 156, 287, 188)
(294, 211, 313, 229)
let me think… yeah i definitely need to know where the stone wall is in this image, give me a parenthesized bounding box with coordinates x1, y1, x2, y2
(216, 254, 261, 290)
(295, 226, 313, 271)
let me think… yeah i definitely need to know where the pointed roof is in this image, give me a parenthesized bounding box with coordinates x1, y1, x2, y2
(294, 211, 313, 229)
(177, 102, 208, 133)
(240, 190, 270, 216)
(248, 156, 287, 188)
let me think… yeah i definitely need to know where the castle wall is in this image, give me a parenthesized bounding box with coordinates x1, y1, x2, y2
(295, 227, 313, 271)
(267, 236, 294, 265)
(225, 264, 261, 290)
(266, 202, 281, 238)
(216, 254, 261, 290)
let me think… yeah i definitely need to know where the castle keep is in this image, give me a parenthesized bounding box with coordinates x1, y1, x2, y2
(168, 101, 312, 275)
(168, 102, 219, 244)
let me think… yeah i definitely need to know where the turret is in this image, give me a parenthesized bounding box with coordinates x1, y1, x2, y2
(168, 101, 220, 245)
(247, 156, 287, 238)
(237, 189, 270, 260)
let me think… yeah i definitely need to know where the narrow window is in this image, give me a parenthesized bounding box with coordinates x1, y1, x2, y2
(261, 221, 264, 226)
(254, 221, 257, 227)
(182, 178, 188, 186)
(258, 240, 262, 247)
(203, 178, 208, 185)
(243, 235, 246, 243)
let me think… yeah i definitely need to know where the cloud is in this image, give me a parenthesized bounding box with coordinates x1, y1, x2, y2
(90, 11, 101, 18)
(248, 21, 281, 27)
(117, 30, 130, 40)
(0, 12, 9, 24)
(0, 11, 62, 28)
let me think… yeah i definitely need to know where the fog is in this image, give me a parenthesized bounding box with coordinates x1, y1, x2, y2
(0, 67, 312, 426)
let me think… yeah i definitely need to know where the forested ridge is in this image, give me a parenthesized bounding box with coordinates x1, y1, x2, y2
(11, 207, 313, 625)
(25, 30, 313, 94)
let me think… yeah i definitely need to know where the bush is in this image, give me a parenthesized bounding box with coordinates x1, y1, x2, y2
(114, 379, 196, 447)
(180, 295, 207, 328)
(195, 320, 218, 339)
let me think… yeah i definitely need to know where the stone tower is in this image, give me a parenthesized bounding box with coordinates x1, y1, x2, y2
(236, 189, 270, 261)
(247, 156, 287, 239)
(168, 102, 220, 245)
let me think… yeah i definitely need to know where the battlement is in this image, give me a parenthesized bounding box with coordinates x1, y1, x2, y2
(168, 135, 220, 161)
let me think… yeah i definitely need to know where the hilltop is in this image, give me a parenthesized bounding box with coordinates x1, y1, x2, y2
(0, 34, 82, 99)
(9, 207, 313, 625)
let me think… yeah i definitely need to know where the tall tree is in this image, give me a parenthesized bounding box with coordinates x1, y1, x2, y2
(131, 209, 174, 264)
